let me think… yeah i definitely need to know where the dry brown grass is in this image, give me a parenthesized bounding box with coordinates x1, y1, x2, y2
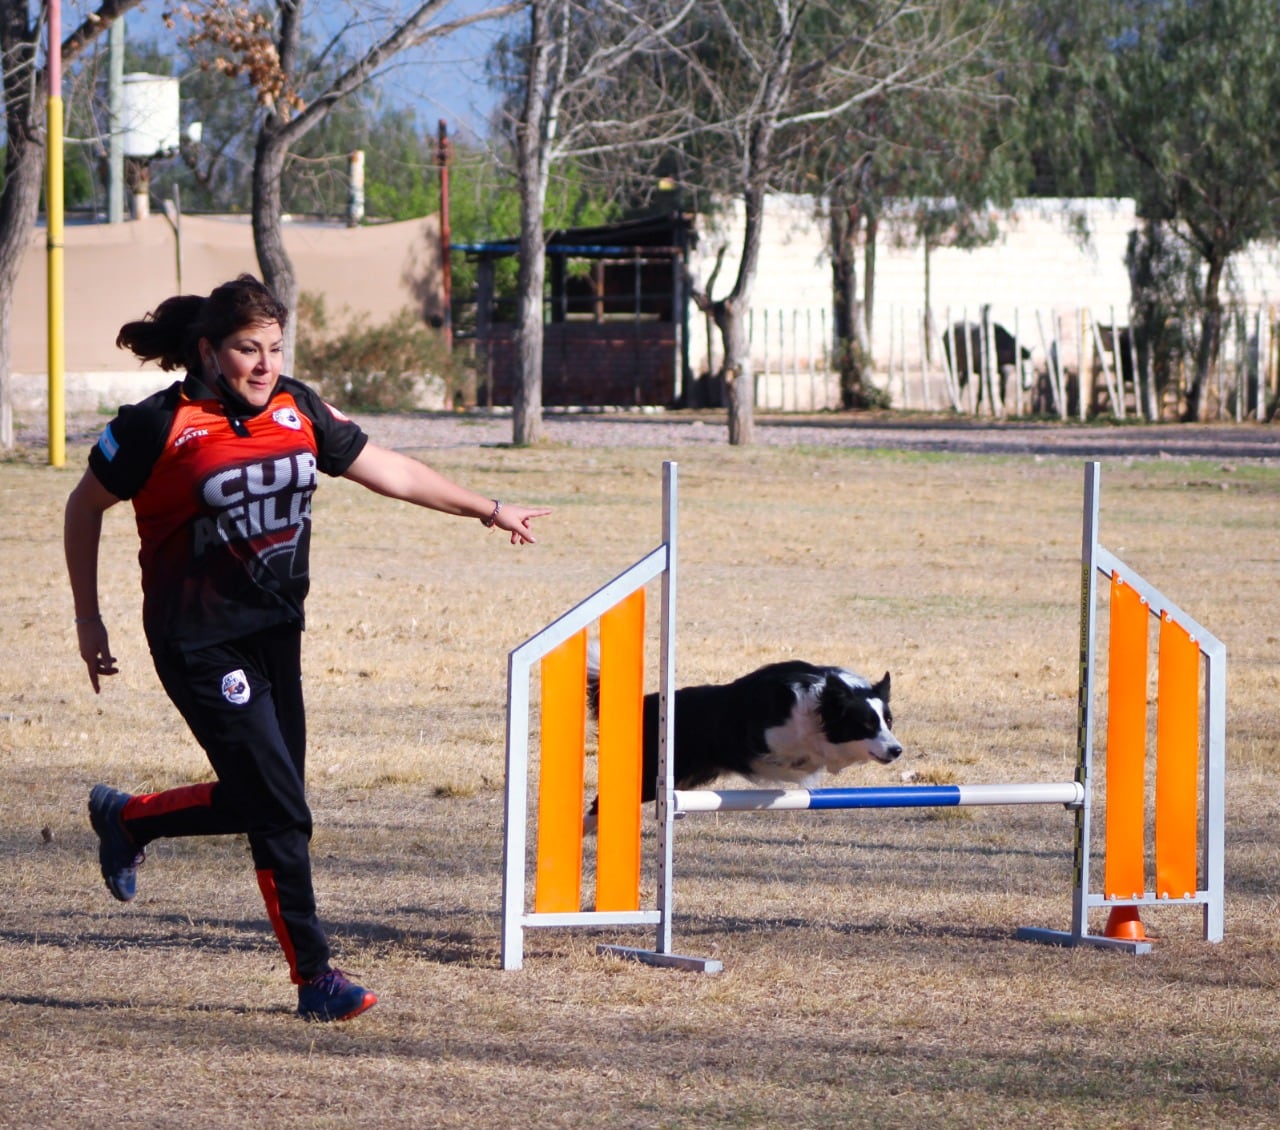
(3, 425, 1279, 1129)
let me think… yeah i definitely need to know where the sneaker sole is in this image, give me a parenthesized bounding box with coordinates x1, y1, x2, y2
(299, 991, 378, 1023)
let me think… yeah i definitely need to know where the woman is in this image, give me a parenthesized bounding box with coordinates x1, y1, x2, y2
(65, 274, 550, 1022)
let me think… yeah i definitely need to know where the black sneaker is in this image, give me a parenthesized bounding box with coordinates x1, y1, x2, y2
(297, 969, 378, 1022)
(88, 784, 144, 902)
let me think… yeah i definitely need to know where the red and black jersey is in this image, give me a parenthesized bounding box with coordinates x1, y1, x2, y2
(88, 373, 368, 651)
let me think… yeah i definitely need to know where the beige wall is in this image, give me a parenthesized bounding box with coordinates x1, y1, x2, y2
(12, 212, 443, 375)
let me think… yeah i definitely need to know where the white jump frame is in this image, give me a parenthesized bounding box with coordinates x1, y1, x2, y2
(1015, 462, 1227, 952)
(501, 461, 1226, 971)
(501, 462, 693, 971)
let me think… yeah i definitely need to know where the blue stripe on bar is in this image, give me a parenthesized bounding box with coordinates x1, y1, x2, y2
(672, 782, 1085, 813)
(807, 786, 962, 809)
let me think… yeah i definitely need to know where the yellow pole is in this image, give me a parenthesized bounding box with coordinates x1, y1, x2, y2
(47, 3, 65, 467)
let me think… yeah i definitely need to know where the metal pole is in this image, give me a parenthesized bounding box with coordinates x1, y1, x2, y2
(437, 122, 452, 352)
(655, 462, 677, 955)
(1070, 461, 1102, 939)
(47, 0, 66, 467)
(108, 18, 125, 224)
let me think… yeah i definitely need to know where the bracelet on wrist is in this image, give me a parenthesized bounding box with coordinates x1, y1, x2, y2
(75, 614, 103, 625)
(482, 500, 502, 528)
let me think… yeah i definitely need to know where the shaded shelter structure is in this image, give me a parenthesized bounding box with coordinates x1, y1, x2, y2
(462, 213, 694, 408)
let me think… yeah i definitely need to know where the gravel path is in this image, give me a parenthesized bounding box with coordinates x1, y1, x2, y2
(26, 407, 1280, 462)
(352, 410, 1280, 462)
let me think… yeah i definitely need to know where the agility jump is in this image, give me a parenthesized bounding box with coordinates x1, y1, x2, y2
(500, 464, 687, 971)
(500, 461, 1226, 971)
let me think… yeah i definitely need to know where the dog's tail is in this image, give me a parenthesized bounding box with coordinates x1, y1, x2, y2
(584, 639, 602, 834)
(585, 638, 601, 717)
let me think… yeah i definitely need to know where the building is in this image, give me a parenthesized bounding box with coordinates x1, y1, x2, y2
(9, 212, 444, 412)
(460, 212, 694, 408)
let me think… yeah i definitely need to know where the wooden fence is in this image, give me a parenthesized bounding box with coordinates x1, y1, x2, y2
(879, 303, 1277, 420)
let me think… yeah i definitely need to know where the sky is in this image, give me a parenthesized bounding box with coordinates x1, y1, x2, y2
(119, 2, 514, 141)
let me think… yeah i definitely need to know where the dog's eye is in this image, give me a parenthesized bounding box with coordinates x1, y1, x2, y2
(883, 708, 893, 729)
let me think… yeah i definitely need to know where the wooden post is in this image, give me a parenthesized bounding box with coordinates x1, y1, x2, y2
(1013, 308, 1024, 417)
(918, 308, 930, 410)
(1091, 315, 1122, 420)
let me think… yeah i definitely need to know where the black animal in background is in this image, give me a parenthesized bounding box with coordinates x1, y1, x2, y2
(944, 321, 1033, 404)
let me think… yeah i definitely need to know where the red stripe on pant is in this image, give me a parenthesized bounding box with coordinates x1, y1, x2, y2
(122, 782, 216, 821)
(256, 868, 306, 985)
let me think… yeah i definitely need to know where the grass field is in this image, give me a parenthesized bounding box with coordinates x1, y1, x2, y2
(3, 422, 1278, 1128)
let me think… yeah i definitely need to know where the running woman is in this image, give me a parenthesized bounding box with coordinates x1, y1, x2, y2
(65, 274, 551, 1022)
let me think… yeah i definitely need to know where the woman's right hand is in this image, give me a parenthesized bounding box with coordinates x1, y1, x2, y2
(76, 617, 119, 694)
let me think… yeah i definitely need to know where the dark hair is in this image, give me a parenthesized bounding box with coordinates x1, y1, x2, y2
(115, 274, 289, 372)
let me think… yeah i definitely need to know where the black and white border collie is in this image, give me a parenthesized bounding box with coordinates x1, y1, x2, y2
(588, 659, 902, 809)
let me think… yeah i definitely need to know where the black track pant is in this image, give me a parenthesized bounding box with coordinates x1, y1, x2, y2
(119, 624, 330, 984)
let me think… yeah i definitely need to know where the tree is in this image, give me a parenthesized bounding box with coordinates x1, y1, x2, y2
(173, 0, 525, 367)
(641, 0, 1010, 444)
(0, 0, 149, 449)
(121, 35, 457, 221)
(812, 30, 1024, 412)
(489, 0, 695, 445)
(1091, 0, 1280, 421)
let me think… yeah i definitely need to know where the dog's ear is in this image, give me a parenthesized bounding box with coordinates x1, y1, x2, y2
(872, 671, 891, 701)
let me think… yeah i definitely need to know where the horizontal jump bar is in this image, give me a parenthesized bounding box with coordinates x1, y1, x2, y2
(672, 782, 1085, 813)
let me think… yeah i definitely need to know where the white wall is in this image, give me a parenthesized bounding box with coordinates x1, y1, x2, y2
(689, 195, 1280, 409)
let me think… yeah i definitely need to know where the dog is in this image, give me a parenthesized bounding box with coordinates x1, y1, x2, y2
(586, 658, 902, 818)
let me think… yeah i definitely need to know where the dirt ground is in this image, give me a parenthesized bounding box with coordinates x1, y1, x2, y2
(3, 409, 1278, 1129)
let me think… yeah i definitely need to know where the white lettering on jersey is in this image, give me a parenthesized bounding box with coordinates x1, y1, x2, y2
(192, 451, 318, 570)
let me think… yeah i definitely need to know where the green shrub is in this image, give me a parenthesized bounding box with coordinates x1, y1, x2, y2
(295, 292, 465, 411)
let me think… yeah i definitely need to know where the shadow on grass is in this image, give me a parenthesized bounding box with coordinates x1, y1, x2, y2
(0, 903, 500, 966)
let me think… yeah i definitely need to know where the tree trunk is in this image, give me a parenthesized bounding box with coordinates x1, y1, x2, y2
(714, 176, 772, 446)
(863, 209, 879, 346)
(830, 201, 874, 410)
(0, 10, 46, 450)
(0, 1, 145, 449)
(716, 297, 753, 446)
(0, 135, 44, 450)
(831, 203, 856, 345)
(252, 124, 298, 368)
(514, 220, 546, 445)
(1186, 256, 1225, 422)
(512, 81, 548, 448)
(511, 0, 557, 446)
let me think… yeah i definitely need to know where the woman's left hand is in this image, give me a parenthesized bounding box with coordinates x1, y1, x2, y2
(490, 504, 553, 546)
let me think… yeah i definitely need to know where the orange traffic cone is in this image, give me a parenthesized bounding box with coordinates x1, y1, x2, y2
(1104, 905, 1148, 942)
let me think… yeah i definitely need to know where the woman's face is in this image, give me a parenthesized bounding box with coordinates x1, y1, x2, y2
(204, 321, 284, 408)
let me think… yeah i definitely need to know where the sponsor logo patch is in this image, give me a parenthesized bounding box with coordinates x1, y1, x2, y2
(174, 426, 209, 448)
(272, 407, 302, 431)
(221, 669, 251, 705)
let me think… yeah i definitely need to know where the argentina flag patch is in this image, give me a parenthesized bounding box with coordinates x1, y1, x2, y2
(96, 423, 120, 461)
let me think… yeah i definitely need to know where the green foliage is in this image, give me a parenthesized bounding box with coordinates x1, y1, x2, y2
(1126, 218, 1197, 399)
(1007, 0, 1130, 197)
(1097, 0, 1280, 251)
(1089, 0, 1280, 417)
(294, 292, 464, 412)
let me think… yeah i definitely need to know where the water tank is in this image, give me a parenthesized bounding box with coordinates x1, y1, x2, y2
(122, 73, 180, 159)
